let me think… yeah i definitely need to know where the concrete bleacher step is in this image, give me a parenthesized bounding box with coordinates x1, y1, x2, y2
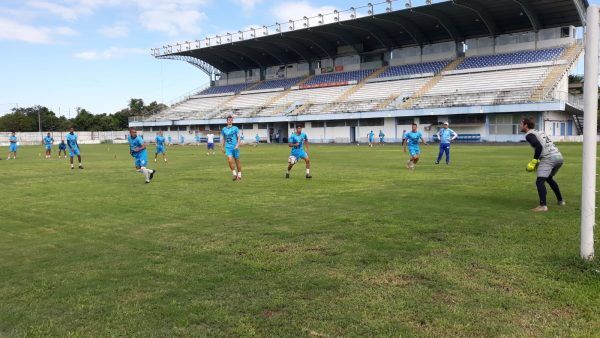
(252, 75, 313, 117)
(215, 80, 263, 112)
(320, 66, 389, 113)
(398, 57, 464, 109)
(530, 42, 583, 101)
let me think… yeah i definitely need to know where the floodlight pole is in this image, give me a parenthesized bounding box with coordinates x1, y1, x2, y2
(581, 5, 598, 261)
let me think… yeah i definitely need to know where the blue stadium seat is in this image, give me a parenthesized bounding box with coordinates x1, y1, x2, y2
(252, 77, 303, 91)
(199, 83, 254, 95)
(457, 48, 565, 70)
(378, 60, 450, 78)
(304, 69, 376, 86)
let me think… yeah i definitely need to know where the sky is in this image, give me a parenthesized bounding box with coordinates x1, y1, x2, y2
(0, 0, 596, 117)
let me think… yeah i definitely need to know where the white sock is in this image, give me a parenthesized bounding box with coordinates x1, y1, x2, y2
(141, 167, 150, 180)
(232, 170, 237, 176)
(237, 172, 242, 178)
(306, 169, 310, 174)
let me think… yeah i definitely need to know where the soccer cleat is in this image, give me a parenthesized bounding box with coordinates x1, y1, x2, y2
(149, 170, 155, 181)
(557, 200, 566, 206)
(435, 161, 439, 164)
(306, 174, 312, 179)
(145, 180, 150, 184)
(232, 175, 238, 181)
(531, 205, 549, 212)
(79, 165, 84, 169)
(285, 173, 290, 179)
(406, 160, 411, 169)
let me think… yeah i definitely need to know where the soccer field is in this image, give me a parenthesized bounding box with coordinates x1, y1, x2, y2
(1, 143, 598, 336)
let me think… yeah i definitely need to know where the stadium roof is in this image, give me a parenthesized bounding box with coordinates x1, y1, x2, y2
(154, 0, 588, 73)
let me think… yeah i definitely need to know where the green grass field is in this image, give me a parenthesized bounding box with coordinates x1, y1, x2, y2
(1, 142, 598, 336)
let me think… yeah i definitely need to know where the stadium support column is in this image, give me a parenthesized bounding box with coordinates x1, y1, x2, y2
(581, 5, 598, 261)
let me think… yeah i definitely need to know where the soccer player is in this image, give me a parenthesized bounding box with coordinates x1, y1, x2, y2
(167, 135, 172, 146)
(194, 134, 201, 146)
(43, 133, 54, 159)
(206, 130, 215, 155)
(220, 116, 242, 181)
(66, 127, 83, 169)
(179, 134, 185, 145)
(368, 130, 375, 147)
(7, 132, 17, 160)
(435, 122, 458, 165)
(154, 131, 168, 163)
(286, 125, 312, 179)
(378, 130, 385, 145)
(403, 123, 427, 170)
(255, 134, 260, 145)
(520, 118, 565, 212)
(58, 140, 67, 158)
(128, 128, 156, 184)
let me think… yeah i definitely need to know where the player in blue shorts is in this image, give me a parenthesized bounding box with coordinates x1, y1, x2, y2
(206, 131, 215, 155)
(255, 134, 260, 146)
(403, 123, 427, 170)
(58, 140, 67, 158)
(286, 125, 312, 179)
(221, 116, 242, 181)
(435, 122, 458, 165)
(154, 131, 168, 163)
(7, 131, 17, 160)
(368, 130, 375, 147)
(378, 130, 385, 146)
(179, 134, 185, 145)
(43, 133, 54, 159)
(66, 127, 83, 169)
(167, 135, 172, 146)
(128, 128, 156, 184)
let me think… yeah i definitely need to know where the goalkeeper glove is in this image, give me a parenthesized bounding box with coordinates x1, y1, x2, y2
(526, 159, 540, 172)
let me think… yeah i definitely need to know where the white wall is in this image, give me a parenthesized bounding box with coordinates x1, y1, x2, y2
(422, 42, 457, 62)
(391, 46, 421, 66)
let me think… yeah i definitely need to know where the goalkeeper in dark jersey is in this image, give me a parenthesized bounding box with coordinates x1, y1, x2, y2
(520, 117, 566, 212)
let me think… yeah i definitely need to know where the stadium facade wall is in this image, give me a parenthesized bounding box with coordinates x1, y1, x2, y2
(0, 131, 130, 146)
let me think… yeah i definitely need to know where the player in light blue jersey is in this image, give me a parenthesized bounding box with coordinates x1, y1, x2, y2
(167, 135, 172, 145)
(194, 134, 201, 146)
(179, 134, 185, 145)
(58, 140, 67, 158)
(435, 122, 458, 165)
(368, 130, 375, 147)
(255, 134, 260, 146)
(402, 123, 427, 170)
(7, 131, 17, 160)
(154, 131, 168, 163)
(128, 128, 156, 184)
(378, 130, 385, 146)
(66, 127, 83, 169)
(220, 115, 242, 181)
(286, 125, 312, 179)
(43, 133, 54, 159)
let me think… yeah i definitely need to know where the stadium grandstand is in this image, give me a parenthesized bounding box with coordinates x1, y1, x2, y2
(129, 0, 588, 143)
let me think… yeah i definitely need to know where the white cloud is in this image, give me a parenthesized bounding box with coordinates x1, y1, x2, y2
(26, 1, 80, 21)
(139, 7, 206, 37)
(73, 47, 147, 60)
(0, 17, 77, 44)
(271, 1, 337, 23)
(98, 22, 129, 38)
(233, 0, 262, 12)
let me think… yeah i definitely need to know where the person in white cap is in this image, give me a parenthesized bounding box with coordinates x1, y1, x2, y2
(435, 122, 458, 164)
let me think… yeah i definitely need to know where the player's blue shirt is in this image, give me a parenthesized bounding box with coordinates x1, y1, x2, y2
(9, 135, 17, 144)
(255, 135, 260, 142)
(221, 126, 239, 149)
(180, 135, 184, 142)
(66, 133, 78, 149)
(379, 132, 385, 139)
(128, 135, 146, 157)
(405, 131, 422, 147)
(168, 136, 172, 142)
(289, 132, 308, 151)
(368, 131, 375, 140)
(438, 128, 456, 144)
(59, 142, 66, 150)
(195, 136, 200, 142)
(44, 136, 53, 145)
(155, 135, 165, 146)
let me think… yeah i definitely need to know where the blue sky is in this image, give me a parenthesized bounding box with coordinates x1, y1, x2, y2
(0, 0, 595, 116)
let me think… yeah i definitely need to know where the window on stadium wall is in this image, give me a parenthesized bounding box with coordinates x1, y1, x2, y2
(311, 121, 324, 128)
(419, 116, 438, 125)
(326, 120, 346, 127)
(396, 117, 414, 125)
(258, 123, 268, 130)
(359, 118, 384, 127)
(488, 113, 537, 134)
(449, 114, 485, 125)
